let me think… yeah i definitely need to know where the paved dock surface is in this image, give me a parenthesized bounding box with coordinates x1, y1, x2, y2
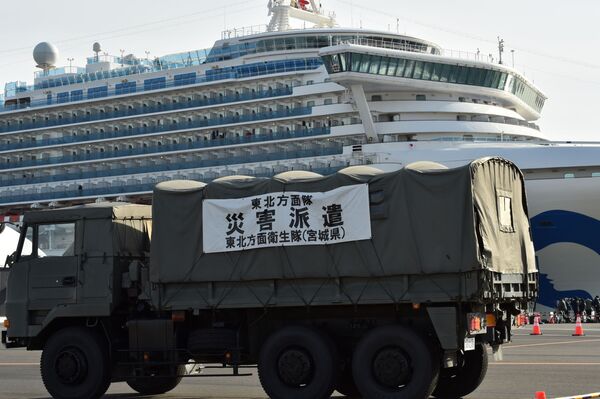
(1, 324, 600, 399)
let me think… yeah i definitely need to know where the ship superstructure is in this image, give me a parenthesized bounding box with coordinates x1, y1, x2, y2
(1, 0, 599, 309)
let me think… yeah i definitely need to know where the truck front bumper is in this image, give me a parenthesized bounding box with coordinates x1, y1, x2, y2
(1, 330, 21, 349)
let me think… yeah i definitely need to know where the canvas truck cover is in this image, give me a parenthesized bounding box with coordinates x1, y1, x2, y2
(150, 157, 536, 284)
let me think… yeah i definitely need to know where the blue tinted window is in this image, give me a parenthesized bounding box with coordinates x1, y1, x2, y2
(144, 77, 166, 91)
(174, 72, 197, 86)
(70, 90, 83, 101)
(87, 86, 108, 99)
(115, 81, 136, 95)
(57, 92, 69, 104)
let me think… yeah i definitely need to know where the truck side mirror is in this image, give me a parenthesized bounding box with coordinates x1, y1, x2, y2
(4, 252, 17, 268)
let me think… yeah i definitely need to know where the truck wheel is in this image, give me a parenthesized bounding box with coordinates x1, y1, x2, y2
(126, 365, 185, 395)
(431, 343, 488, 399)
(258, 326, 339, 399)
(40, 327, 110, 399)
(352, 325, 439, 399)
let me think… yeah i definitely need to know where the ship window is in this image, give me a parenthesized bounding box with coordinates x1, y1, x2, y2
(339, 52, 347, 71)
(431, 63, 443, 81)
(439, 64, 450, 82)
(457, 66, 469, 84)
(386, 58, 398, 76)
(144, 77, 166, 91)
(395, 58, 406, 77)
(564, 173, 575, 179)
(87, 86, 108, 99)
(466, 67, 478, 85)
(369, 56, 382, 74)
(448, 66, 459, 83)
(296, 36, 307, 48)
(57, 92, 69, 104)
(482, 70, 493, 87)
(174, 73, 196, 87)
(497, 192, 514, 233)
(497, 73, 507, 90)
(416, 94, 426, 101)
(412, 61, 424, 79)
(359, 55, 371, 73)
(490, 71, 501, 88)
(421, 62, 432, 80)
(403, 60, 415, 78)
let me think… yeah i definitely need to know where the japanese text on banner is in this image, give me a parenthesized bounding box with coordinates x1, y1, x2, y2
(202, 184, 371, 253)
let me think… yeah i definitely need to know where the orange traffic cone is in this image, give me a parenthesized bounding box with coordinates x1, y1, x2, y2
(573, 315, 585, 336)
(535, 392, 547, 399)
(530, 316, 542, 335)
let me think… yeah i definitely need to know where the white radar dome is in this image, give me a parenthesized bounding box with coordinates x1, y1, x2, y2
(33, 42, 59, 69)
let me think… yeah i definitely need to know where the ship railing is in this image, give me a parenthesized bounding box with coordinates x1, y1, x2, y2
(221, 25, 269, 39)
(0, 86, 293, 140)
(338, 38, 432, 54)
(1, 58, 321, 113)
(0, 146, 344, 205)
(340, 38, 497, 63)
(0, 107, 315, 170)
(0, 127, 332, 186)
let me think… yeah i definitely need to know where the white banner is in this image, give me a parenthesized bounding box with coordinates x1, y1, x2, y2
(202, 184, 371, 253)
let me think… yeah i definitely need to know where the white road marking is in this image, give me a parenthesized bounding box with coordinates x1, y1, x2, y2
(0, 363, 39, 366)
(503, 338, 600, 349)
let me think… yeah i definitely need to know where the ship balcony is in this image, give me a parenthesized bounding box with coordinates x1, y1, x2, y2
(0, 127, 336, 186)
(0, 142, 364, 206)
(0, 106, 323, 168)
(0, 86, 294, 138)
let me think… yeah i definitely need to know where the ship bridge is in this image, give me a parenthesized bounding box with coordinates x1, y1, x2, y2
(319, 42, 546, 142)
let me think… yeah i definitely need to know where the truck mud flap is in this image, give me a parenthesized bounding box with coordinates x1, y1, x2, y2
(427, 307, 458, 350)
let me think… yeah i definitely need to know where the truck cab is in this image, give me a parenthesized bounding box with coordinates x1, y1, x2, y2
(2, 203, 151, 348)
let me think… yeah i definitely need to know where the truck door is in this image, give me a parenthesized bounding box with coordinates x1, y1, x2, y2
(26, 222, 78, 310)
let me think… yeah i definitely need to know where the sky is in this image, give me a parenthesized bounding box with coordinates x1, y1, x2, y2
(0, 0, 598, 142)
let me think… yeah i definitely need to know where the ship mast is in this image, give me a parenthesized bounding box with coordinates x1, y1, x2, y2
(267, 0, 336, 31)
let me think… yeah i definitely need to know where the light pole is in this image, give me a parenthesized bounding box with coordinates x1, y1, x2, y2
(67, 57, 74, 73)
(511, 49, 515, 68)
(119, 49, 125, 66)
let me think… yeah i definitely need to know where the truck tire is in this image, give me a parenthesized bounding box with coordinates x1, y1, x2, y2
(431, 343, 488, 399)
(258, 326, 339, 399)
(352, 325, 439, 399)
(40, 327, 111, 399)
(126, 365, 185, 395)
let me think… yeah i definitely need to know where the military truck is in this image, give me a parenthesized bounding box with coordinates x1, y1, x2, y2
(2, 157, 537, 399)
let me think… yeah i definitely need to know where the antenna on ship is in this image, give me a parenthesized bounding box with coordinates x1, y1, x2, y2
(33, 42, 59, 76)
(497, 36, 505, 65)
(267, 0, 335, 32)
(93, 42, 102, 63)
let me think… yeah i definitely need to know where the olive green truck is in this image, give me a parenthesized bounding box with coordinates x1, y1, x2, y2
(2, 157, 537, 399)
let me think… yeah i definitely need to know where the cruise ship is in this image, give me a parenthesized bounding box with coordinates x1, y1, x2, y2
(1, 0, 599, 311)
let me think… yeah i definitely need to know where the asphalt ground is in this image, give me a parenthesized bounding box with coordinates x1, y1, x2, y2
(1, 324, 600, 399)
